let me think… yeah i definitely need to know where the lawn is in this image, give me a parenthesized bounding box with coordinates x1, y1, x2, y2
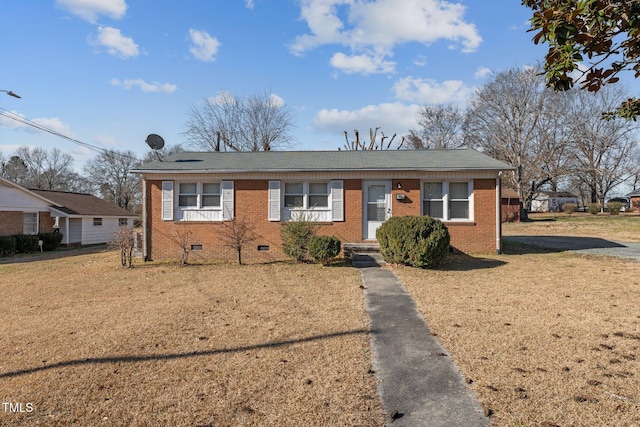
(0, 251, 384, 426)
(394, 214, 640, 426)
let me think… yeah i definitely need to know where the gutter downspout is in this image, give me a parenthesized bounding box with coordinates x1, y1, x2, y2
(142, 177, 148, 262)
(496, 172, 502, 255)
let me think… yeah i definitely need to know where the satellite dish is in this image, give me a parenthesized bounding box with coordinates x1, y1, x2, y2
(146, 134, 165, 150)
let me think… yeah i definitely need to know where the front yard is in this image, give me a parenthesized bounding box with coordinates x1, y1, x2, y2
(0, 252, 384, 426)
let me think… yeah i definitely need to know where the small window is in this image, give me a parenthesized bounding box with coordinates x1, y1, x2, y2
(93, 217, 103, 226)
(308, 182, 329, 208)
(178, 183, 198, 207)
(202, 183, 221, 208)
(284, 182, 304, 207)
(23, 213, 38, 235)
(119, 218, 128, 226)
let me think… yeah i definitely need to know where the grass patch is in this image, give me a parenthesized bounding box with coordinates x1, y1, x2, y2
(0, 252, 383, 426)
(395, 251, 640, 426)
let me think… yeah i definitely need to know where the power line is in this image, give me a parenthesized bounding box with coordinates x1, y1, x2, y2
(0, 107, 140, 161)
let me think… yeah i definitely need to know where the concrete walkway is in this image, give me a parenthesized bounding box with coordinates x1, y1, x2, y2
(352, 253, 488, 427)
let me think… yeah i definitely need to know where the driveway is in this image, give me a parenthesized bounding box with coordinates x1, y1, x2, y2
(504, 235, 640, 261)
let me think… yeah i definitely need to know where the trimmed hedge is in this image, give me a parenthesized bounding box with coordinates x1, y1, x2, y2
(0, 236, 17, 257)
(308, 235, 341, 265)
(607, 201, 622, 215)
(281, 218, 319, 262)
(14, 234, 39, 253)
(376, 216, 450, 268)
(38, 232, 63, 251)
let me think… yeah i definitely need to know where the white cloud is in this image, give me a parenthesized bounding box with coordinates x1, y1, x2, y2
(270, 93, 285, 107)
(0, 110, 76, 137)
(290, 0, 481, 75)
(313, 102, 420, 137)
(90, 26, 139, 58)
(110, 78, 177, 93)
(245, 0, 255, 9)
(330, 52, 395, 74)
(55, 0, 127, 23)
(392, 76, 472, 104)
(474, 66, 492, 79)
(189, 29, 221, 62)
(94, 134, 120, 147)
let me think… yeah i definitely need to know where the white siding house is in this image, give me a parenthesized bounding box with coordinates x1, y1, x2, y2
(530, 191, 578, 213)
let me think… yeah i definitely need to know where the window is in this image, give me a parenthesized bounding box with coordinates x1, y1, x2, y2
(119, 218, 128, 226)
(202, 183, 221, 207)
(179, 183, 221, 208)
(284, 183, 304, 207)
(308, 183, 329, 208)
(422, 181, 472, 221)
(23, 213, 38, 235)
(284, 182, 328, 209)
(93, 217, 103, 226)
(178, 183, 198, 207)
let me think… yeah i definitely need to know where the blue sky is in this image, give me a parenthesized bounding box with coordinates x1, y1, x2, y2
(1, 0, 637, 172)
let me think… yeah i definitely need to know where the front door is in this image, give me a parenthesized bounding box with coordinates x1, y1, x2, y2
(363, 181, 391, 240)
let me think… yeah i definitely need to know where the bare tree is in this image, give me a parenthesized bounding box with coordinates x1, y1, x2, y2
(1, 155, 28, 184)
(567, 86, 640, 205)
(84, 150, 141, 211)
(465, 67, 571, 218)
(109, 226, 135, 268)
(215, 215, 258, 265)
(166, 226, 193, 266)
(183, 91, 295, 151)
(13, 147, 76, 190)
(340, 127, 405, 150)
(140, 144, 184, 164)
(407, 105, 466, 149)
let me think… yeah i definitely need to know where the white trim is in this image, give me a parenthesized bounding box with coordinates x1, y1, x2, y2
(421, 179, 474, 222)
(221, 181, 234, 220)
(330, 180, 344, 222)
(362, 180, 391, 240)
(161, 181, 174, 221)
(268, 181, 281, 221)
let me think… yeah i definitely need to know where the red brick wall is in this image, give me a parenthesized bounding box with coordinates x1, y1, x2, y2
(146, 177, 499, 262)
(39, 212, 55, 233)
(0, 211, 23, 236)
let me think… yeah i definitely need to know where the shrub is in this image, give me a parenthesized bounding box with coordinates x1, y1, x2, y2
(562, 203, 577, 215)
(632, 199, 640, 212)
(607, 201, 622, 215)
(281, 217, 319, 262)
(376, 216, 450, 268)
(587, 203, 601, 215)
(0, 236, 17, 257)
(13, 234, 39, 253)
(308, 235, 341, 265)
(38, 232, 63, 251)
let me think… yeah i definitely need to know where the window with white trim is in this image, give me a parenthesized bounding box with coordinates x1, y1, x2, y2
(178, 182, 221, 209)
(23, 213, 38, 235)
(422, 181, 472, 221)
(93, 217, 103, 226)
(284, 182, 329, 209)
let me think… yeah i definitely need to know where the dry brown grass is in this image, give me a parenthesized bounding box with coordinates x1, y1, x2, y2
(0, 251, 384, 426)
(396, 218, 640, 426)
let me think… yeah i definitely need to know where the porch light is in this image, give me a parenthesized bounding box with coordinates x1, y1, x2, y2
(1, 90, 21, 99)
(396, 182, 402, 189)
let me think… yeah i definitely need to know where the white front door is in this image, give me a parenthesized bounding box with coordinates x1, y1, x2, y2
(363, 181, 391, 240)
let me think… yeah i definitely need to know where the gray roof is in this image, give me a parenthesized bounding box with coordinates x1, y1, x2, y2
(29, 189, 138, 217)
(134, 149, 514, 173)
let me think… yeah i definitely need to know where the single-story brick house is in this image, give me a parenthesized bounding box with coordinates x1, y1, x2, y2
(0, 176, 137, 245)
(133, 149, 514, 262)
(626, 188, 640, 211)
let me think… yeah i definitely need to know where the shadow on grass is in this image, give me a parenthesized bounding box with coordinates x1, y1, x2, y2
(350, 253, 507, 271)
(0, 329, 372, 380)
(504, 235, 626, 255)
(0, 244, 109, 265)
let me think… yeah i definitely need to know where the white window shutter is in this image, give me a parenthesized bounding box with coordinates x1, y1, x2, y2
(330, 180, 344, 221)
(222, 181, 234, 220)
(161, 181, 174, 221)
(268, 181, 281, 221)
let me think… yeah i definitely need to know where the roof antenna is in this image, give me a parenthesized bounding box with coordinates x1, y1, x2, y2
(145, 134, 165, 161)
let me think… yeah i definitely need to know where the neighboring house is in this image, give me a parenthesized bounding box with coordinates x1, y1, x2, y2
(530, 191, 578, 213)
(501, 187, 520, 222)
(133, 150, 514, 262)
(0, 176, 137, 245)
(627, 188, 640, 211)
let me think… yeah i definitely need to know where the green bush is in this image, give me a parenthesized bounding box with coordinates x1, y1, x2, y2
(0, 236, 17, 257)
(281, 217, 319, 262)
(562, 203, 577, 214)
(38, 232, 63, 251)
(587, 203, 601, 215)
(13, 234, 39, 253)
(607, 201, 623, 215)
(308, 235, 341, 265)
(376, 216, 450, 268)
